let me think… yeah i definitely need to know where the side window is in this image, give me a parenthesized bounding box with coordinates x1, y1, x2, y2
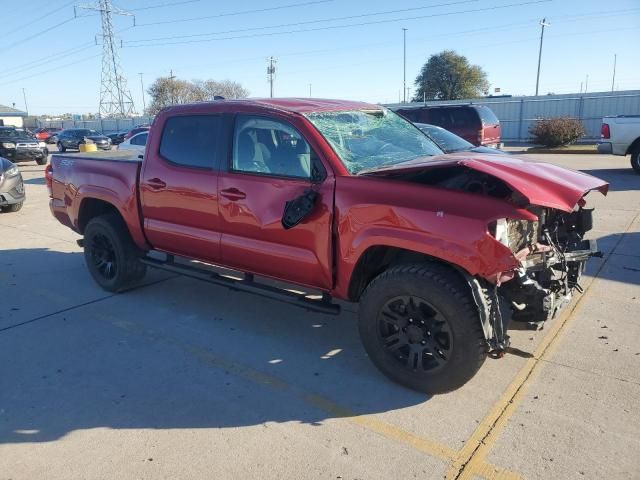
(159, 115, 220, 168)
(232, 115, 312, 179)
(450, 108, 477, 127)
(428, 109, 452, 128)
(131, 133, 148, 146)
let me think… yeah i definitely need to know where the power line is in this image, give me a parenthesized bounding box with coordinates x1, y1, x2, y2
(0, 54, 102, 87)
(127, 0, 478, 44)
(0, 43, 97, 80)
(129, 0, 202, 11)
(0, 17, 77, 53)
(123, 0, 551, 48)
(2, 0, 75, 36)
(134, 0, 335, 27)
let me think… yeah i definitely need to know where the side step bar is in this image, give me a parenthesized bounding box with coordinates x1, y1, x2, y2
(140, 255, 341, 316)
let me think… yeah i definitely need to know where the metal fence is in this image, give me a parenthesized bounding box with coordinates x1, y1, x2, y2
(26, 90, 640, 142)
(388, 90, 640, 142)
(26, 116, 155, 135)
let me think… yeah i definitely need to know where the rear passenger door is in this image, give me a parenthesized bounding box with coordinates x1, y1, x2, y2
(140, 114, 224, 262)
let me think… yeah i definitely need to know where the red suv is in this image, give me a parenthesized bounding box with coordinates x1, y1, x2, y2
(393, 104, 501, 147)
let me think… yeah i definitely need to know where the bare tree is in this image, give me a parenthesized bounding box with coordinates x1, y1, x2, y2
(147, 77, 250, 115)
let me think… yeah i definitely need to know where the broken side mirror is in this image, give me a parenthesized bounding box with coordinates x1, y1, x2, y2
(282, 189, 318, 230)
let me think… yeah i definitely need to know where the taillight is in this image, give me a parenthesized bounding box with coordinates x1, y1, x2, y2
(477, 129, 484, 145)
(45, 163, 53, 197)
(601, 123, 610, 139)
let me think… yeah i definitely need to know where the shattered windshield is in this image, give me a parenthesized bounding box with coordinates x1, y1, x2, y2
(304, 108, 442, 174)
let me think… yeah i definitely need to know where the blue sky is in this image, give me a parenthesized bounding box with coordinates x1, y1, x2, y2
(1, 0, 639, 115)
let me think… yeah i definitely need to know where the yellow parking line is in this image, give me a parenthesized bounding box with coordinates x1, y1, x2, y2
(446, 212, 639, 479)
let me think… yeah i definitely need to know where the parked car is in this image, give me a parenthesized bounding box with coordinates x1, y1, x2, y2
(416, 123, 508, 155)
(598, 115, 640, 174)
(392, 104, 501, 147)
(34, 127, 62, 143)
(56, 129, 111, 152)
(47, 98, 607, 394)
(107, 131, 128, 145)
(0, 156, 25, 212)
(0, 126, 48, 165)
(124, 125, 150, 140)
(117, 131, 148, 153)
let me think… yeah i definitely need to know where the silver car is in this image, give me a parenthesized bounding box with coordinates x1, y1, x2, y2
(0, 157, 25, 212)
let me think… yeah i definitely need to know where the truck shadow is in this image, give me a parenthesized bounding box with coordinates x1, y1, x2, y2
(0, 248, 429, 445)
(2, 232, 637, 445)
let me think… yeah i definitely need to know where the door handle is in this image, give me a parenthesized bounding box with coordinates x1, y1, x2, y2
(220, 187, 247, 201)
(147, 178, 167, 190)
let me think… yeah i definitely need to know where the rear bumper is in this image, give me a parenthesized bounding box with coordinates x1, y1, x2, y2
(597, 142, 613, 154)
(49, 198, 77, 231)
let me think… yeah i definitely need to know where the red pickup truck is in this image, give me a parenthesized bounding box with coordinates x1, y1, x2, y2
(47, 98, 608, 394)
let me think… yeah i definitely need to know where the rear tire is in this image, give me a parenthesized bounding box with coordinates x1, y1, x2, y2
(83, 213, 146, 292)
(631, 147, 640, 175)
(358, 263, 487, 394)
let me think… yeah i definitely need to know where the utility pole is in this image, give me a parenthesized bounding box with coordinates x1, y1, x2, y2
(585, 74, 589, 93)
(138, 72, 146, 114)
(168, 69, 176, 105)
(402, 28, 408, 103)
(535, 18, 550, 96)
(78, 0, 135, 117)
(22, 88, 28, 115)
(309, 83, 312, 97)
(267, 57, 277, 98)
(611, 54, 617, 92)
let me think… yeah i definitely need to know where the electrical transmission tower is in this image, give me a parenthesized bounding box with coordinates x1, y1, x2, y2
(78, 0, 136, 117)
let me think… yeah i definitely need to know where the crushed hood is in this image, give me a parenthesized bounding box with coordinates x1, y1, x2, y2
(362, 153, 609, 212)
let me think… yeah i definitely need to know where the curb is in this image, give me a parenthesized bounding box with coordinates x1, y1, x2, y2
(511, 148, 599, 155)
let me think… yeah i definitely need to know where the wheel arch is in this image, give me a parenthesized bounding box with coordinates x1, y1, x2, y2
(77, 198, 123, 234)
(626, 136, 640, 155)
(347, 245, 469, 302)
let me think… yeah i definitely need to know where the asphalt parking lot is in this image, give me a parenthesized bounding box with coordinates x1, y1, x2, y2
(1, 152, 639, 479)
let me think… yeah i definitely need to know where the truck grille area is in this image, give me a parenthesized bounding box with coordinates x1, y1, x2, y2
(506, 218, 540, 253)
(499, 205, 599, 324)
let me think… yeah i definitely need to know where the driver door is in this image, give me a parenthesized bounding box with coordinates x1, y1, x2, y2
(217, 114, 334, 289)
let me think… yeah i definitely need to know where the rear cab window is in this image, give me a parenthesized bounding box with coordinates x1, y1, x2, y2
(449, 108, 478, 128)
(159, 115, 221, 169)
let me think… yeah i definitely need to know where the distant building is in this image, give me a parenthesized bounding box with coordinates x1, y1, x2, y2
(0, 104, 27, 127)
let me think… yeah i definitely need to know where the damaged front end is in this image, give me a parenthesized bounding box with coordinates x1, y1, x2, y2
(481, 202, 602, 352)
(497, 207, 601, 322)
(361, 153, 609, 353)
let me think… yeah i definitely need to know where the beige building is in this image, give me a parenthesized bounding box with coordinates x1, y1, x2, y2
(0, 104, 27, 128)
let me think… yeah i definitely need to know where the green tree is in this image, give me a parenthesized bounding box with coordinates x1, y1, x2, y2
(413, 50, 489, 101)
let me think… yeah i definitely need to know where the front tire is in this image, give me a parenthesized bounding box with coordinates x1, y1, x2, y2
(631, 147, 640, 174)
(83, 213, 146, 292)
(1, 202, 23, 213)
(36, 155, 47, 165)
(358, 263, 487, 394)
(57, 142, 66, 152)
